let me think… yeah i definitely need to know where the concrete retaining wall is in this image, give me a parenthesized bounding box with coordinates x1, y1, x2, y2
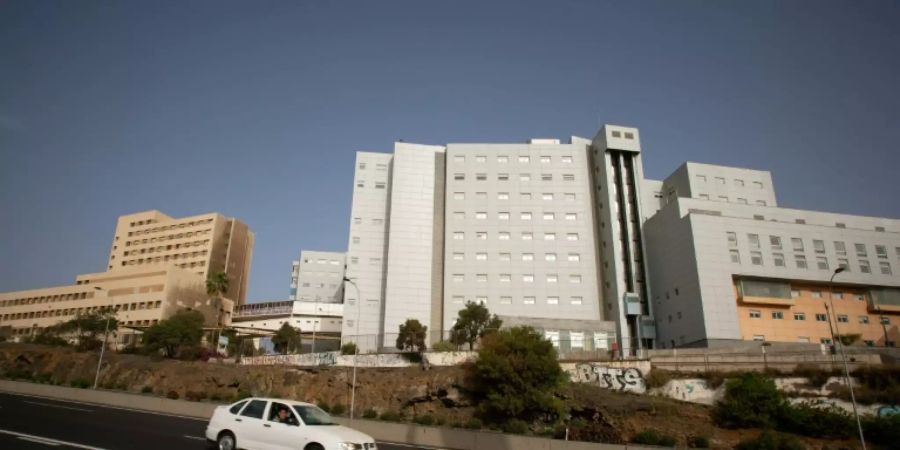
(0, 380, 669, 449)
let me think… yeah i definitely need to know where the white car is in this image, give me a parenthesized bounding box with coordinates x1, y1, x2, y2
(205, 397, 377, 450)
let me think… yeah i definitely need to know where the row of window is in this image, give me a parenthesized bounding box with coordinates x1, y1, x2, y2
(449, 252, 582, 262)
(123, 240, 209, 256)
(126, 219, 214, 236)
(355, 180, 387, 189)
(450, 231, 581, 241)
(1, 300, 163, 321)
(0, 292, 92, 308)
(120, 252, 209, 267)
(750, 335, 884, 346)
(356, 162, 389, 171)
(748, 309, 890, 325)
(695, 174, 765, 189)
(298, 282, 339, 289)
(451, 154, 575, 164)
(300, 258, 342, 266)
(449, 273, 584, 283)
(698, 194, 767, 206)
(729, 249, 893, 275)
(452, 191, 579, 201)
(452, 173, 577, 182)
(449, 295, 584, 305)
(452, 211, 581, 221)
(732, 232, 898, 259)
(125, 228, 212, 246)
(727, 232, 896, 275)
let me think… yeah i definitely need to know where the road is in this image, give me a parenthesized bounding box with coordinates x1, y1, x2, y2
(0, 392, 441, 450)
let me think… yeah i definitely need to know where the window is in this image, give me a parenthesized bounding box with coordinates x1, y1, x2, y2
(571, 296, 583, 305)
(453, 155, 465, 163)
(356, 181, 365, 188)
(542, 193, 554, 200)
(523, 296, 535, 305)
(773, 253, 785, 267)
(791, 290, 800, 298)
(229, 401, 249, 415)
(838, 258, 850, 271)
(753, 335, 766, 342)
(475, 155, 486, 163)
(715, 177, 726, 185)
(756, 200, 767, 206)
(519, 173, 531, 182)
(727, 232, 738, 247)
(475, 211, 487, 220)
(475, 296, 487, 305)
(546, 274, 558, 283)
(499, 274, 511, 283)
(352, 236, 360, 244)
(876, 245, 888, 259)
(563, 174, 575, 181)
(545, 253, 557, 261)
(475, 192, 487, 199)
(568, 253, 581, 262)
(737, 198, 748, 204)
(452, 253, 464, 261)
(815, 314, 827, 322)
(547, 296, 559, 305)
(475, 232, 487, 240)
(519, 155, 530, 163)
(475, 252, 487, 261)
(453, 232, 464, 240)
(522, 274, 534, 283)
(564, 193, 576, 201)
(770, 311, 783, 319)
(743, 251, 760, 266)
(816, 256, 829, 270)
(735, 179, 745, 187)
(520, 212, 532, 220)
(544, 233, 556, 241)
(497, 155, 508, 163)
(498, 232, 510, 240)
(498, 212, 510, 220)
(859, 315, 869, 324)
(880, 261, 892, 275)
(453, 192, 465, 200)
(835, 241, 847, 256)
(454, 173, 465, 181)
(561, 156, 573, 163)
(240, 400, 267, 419)
(696, 175, 707, 183)
(452, 296, 464, 304)
(699, 194, 710, 200)
(855, 243, 867, 257)
(569, 275, 582, 284)
(476, 173, 487, 181)
(795, 255, 808, 269)
(498, 173, 509, 181)
(497, 192, 509, 200)
(375, 182, 386, 189)
(543, 212, 555, 220)
(811, 291, 822, 298)
(748, 234, 760, 249)
(837, 315, 848, 323)
(730, 249, 741, 264)
(476, 274, 487, 282)
(859, 260, 871, 273)
(770, 236, 782, 250)
(500, 296, 512, 304)
(522, 232, 533, 240)
(834, 292, 844, 299)
(813, 240, 826, 254)
(358, 163, 367, 170)
(565, 213, 577, 220)
(520, 192, 532, 200)
(453, 212, 464, 220)
(749, 310, 761, 319)
(566, 233, 579, 241)
(353, 217, 362, 225)
(794, 312, 806, 321)
(881, 317, 891, 325)
(541, 174, 552, 181)
(540, 156, 551, 163)
(792, 238, 804, 252)
(499, 252, 511, 261)
(522, 253, 534, 261)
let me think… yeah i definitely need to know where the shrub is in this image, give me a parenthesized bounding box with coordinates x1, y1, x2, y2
(735, 431, 805, 450)
(714, 372, 784, 429)
(209, 393, 222, 402)
(414, 414, 435, 426)
(862, 413, 900, 446)
(166, 390, 180, 400)
(70, 378, 91, 389)
(776, 402, 854, 439)
(632, 429, 677, 446)
(688, 435, 710, 448)
(340, 342, 358, 355)
(501, 419, 529, 434)
(463, 417, 483, 429)
(378, 411, 402, 422)
(435, 417, 446, 426)
(316, 401, 331, 413)
(141, 386, 153, 394)
(115, 382, 128, 391)
(645, 369, 674, 389)
(399, 352, 422, 363)
(792, 364, 834, 388)
(431, 341, 457, 352)
(362, 408, 377, 419)
(235, 389, 252, 401)
(330, 403, 346, 416)
(185, 390, 207, 401)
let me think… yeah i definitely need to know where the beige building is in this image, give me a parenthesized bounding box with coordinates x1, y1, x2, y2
(0, 210, 254, 344)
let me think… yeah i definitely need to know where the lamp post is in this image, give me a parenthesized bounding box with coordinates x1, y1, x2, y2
(877, 306, 890, 348)
(92, 286, 114, 390)
(827, 267, 866, 450)
(343, 277, 361, 420)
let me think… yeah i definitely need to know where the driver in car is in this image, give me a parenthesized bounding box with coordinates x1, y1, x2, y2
(274, 406, 297, 425)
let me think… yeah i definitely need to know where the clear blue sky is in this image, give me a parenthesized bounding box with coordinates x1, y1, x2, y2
(1, 0, 898, 302)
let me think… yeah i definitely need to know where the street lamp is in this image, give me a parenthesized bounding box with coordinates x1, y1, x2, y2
(343, 277, 361, 420)
(827, 267, 866, 450)
(92, 286, 114, 390)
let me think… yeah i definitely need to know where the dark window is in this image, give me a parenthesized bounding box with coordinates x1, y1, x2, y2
(229, 400, 248, 415)
(240, 400, 268, 419)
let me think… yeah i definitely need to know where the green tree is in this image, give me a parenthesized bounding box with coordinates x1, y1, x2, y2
(449, 302, 502, 350)
(272, 323, 303, 354)
(56, 309, 119, 350)
(206, 272, 229, 346)
(714, 372, 785, 429)
(396, 319, 428, 352)
(143, 309, 205, 358)
(467, 326, 566, 424)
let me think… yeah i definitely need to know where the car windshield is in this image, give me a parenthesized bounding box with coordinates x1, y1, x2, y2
(292, 405, 337, 425)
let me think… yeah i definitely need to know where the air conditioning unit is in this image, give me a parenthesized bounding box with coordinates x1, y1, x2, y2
(624, 292, 641, 316)
(640, 316, 657, 339)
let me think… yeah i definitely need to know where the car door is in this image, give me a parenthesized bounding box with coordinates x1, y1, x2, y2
(234, 399, 270, 449)
(259, 401, 305, 450)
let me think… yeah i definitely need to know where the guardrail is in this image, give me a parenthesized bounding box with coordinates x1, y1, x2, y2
(0, 380, 670, 450)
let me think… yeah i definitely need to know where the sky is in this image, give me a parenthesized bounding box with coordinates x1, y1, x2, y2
(1, 0, 899, 302)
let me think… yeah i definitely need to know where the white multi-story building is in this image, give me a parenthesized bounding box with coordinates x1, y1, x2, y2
(289, 250, 345, 303)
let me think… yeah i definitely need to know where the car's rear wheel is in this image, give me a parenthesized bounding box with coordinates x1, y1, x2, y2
(217, 431, 236, 450)
(305, 444, 324, 450)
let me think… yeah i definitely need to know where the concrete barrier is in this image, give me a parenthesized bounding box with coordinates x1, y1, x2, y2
(0, 380, 668, 449)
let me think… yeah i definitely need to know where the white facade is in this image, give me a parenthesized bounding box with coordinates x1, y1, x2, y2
(233, 301, 344, 333)
(290, 250, 345, 303)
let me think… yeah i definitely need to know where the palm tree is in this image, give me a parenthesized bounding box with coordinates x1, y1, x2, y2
(206, 272, 230, 352)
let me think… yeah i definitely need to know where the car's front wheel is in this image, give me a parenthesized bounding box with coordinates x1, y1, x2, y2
(304, 444, 324, 450)
(216, 431, 236, 450)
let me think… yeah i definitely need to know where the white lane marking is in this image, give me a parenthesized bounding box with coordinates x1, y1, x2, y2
(184, 435, 206, 441)
(0, 429, 106, 450)
(24, 400, 93, 412)
(377, 442, 450, 450)
(0, 392, 209, 421)
(18, 436, 61, 446)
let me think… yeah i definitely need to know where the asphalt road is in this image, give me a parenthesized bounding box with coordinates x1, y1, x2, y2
(0, 392, 440, 450)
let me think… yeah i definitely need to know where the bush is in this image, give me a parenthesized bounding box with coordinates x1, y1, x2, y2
(431, 341, 457, 352)
(463, 417, 483, 429)
(209, 393, 222, 402)
(501, 419, 529, 434)
(862, 413, 900, 446)
(340, 342, 358, 355)
(166, 390, 180, 400)
(362, 408, 377, 419)
(399, 352, 422, 363)
(330, 403, 346, 416)
(849, 365, 900, 405)
(714, 372, 785, 429)
(792, 364, 834, 388)
(70, 378, 91, 389)
(316, 401, 331, 413)
(632, 429, 677, 446)
(688, 435, 710, 448)
(413, 414, 435, 426)
(645, 369, 674, 389)
(776, 402, 853, 439)
(435, 417, 446, 426)
(141, 386, 153, 394)
(378, 411, 402, 422)
(735, 431, 805, 450)
(185, 390, 207, 401)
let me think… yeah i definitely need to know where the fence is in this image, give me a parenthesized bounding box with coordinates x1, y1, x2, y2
(648, 345, 885, 373)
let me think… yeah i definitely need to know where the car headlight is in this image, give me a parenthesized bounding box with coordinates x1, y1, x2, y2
(338, 443, 363, 450)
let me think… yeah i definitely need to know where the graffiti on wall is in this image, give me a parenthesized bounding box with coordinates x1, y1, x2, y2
(574, 364, 646, 393)
(877, 405, 900, 418)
